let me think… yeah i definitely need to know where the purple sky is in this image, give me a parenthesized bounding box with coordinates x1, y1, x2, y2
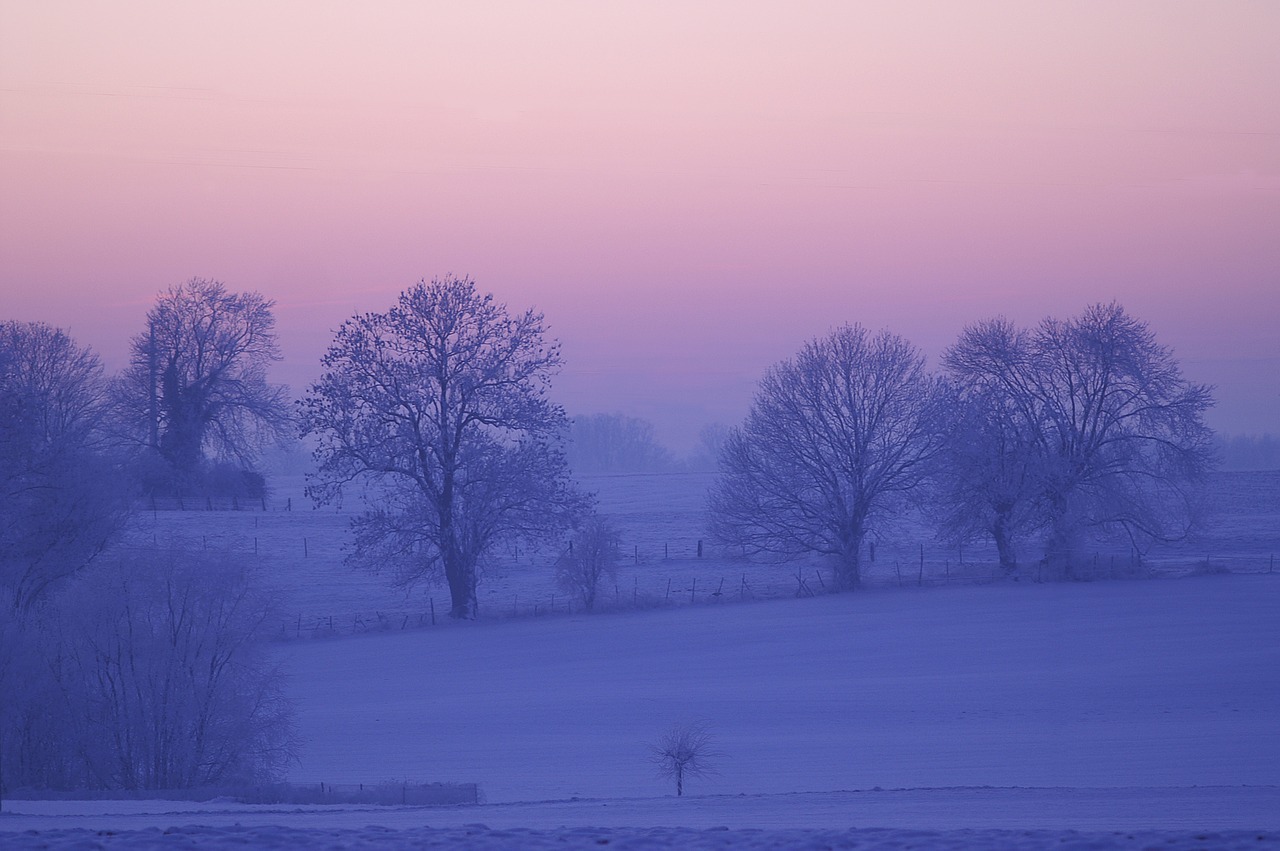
(2, 2, 1277, 450)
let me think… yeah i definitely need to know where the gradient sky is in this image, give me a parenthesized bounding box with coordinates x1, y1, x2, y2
(2, 1, 1277, 450)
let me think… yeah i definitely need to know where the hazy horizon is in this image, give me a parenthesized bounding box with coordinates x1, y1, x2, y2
(2, 2, 1277, 451)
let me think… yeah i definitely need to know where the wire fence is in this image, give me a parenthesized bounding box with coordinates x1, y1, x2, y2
(272, 550, 1278, 641)
(127, 479, 1279, 642)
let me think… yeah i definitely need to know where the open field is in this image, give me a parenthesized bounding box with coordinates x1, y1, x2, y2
(6, 471, 1276, 848)
(3, 573, 1278, 846)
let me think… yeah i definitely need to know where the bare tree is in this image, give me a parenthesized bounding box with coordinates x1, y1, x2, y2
(0, 321, 130, 611)
(119, 278, 291, 486)
(650, 722, 718, 797)
(936, 319, 1044, 573)
(301, 276, 587, 619)
(709, 325, 950, 590)
(945, 304, 1216, 576)
(555, 514, 621, 611)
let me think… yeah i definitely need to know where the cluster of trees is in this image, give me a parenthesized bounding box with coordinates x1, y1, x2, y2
(710, 304, 1216, 585)
(1, 281, 297, 794)
(0, 273, 1223, 790)
(297, 278, 1216, 619)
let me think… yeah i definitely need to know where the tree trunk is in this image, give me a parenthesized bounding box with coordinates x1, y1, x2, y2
(833, 523, 865, 591)
(834, 544, 862, 590)
(1043, 514, 1081, 580)
(445, 561, 478, 619)
(992, 513, 1017, 573)
(159, 365, 206, 480)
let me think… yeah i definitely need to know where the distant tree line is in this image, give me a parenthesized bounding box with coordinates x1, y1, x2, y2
(1215, 433, 1280, 472)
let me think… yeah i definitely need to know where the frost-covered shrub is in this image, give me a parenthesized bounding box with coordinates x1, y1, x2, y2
(0, 549, 297, 792)
(555, 515, 621, 612)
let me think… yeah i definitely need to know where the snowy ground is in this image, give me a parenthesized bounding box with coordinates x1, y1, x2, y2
(6, 475, 1276, 848)
(1, 823, 1275, 850)
(7, 573, 1275, 847)
(273, 575, 1280, 803)
(3, 790, 1278, 848)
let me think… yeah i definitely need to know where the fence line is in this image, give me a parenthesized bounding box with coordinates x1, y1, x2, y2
(274, 551, 1277, 641)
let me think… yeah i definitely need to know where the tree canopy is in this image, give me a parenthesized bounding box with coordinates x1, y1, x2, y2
(942, 303, 1215, 576)
(709, 325, 949, 589)
(301, 275, 586, 618)
(120, 278, 291, 489)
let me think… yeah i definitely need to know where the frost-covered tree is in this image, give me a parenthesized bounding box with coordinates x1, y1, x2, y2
(709, 325, 950, 590)
(119, 278, 291, 486)
(650, 722, 718, 797)
(946, 304, 1215, 577)
(1, 549, 297, 791)
(936, 318, 1044, 573)
(555, 514, 621, 611)
(301, 276, 586, 619)
(0, 321, 129, 611)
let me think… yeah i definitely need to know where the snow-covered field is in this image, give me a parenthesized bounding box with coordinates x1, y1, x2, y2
(5, 574, 1278, 847)
(4, 472, 1278, 848)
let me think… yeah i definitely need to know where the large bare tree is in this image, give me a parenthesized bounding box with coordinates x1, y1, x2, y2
(120, 278, 291, 484)
(709, 325, 950, 590)
(0, 321, 129, 611)
(301, 276, 586, 619)
(944, 304, 1215, 577)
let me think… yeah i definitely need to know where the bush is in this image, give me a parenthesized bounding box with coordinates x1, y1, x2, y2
(555, 515, 621, 612)
(1, 549, 298, 792)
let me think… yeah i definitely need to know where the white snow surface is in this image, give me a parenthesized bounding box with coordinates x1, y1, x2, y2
(280, 574, 1280, 802)
(4, 573, 1277, 848)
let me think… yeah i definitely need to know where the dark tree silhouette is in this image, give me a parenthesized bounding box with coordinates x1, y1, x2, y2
(935, 318, 1044, 573)
(2, 548, 297, 791)
(944, 304, 1215, 576)
(301, 276, 586, 619)
(650, 722, 718, 797)
(0, 321, 129, 611)
(120, 278, 291, 485)
(709, 325, 950, 590)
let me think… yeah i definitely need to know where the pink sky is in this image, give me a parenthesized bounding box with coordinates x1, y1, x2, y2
(2, 1, 1277, 450)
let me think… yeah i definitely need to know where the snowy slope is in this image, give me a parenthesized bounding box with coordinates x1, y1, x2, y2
(4, 575, 1277, 846)
(279, 574, 1280, 804)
